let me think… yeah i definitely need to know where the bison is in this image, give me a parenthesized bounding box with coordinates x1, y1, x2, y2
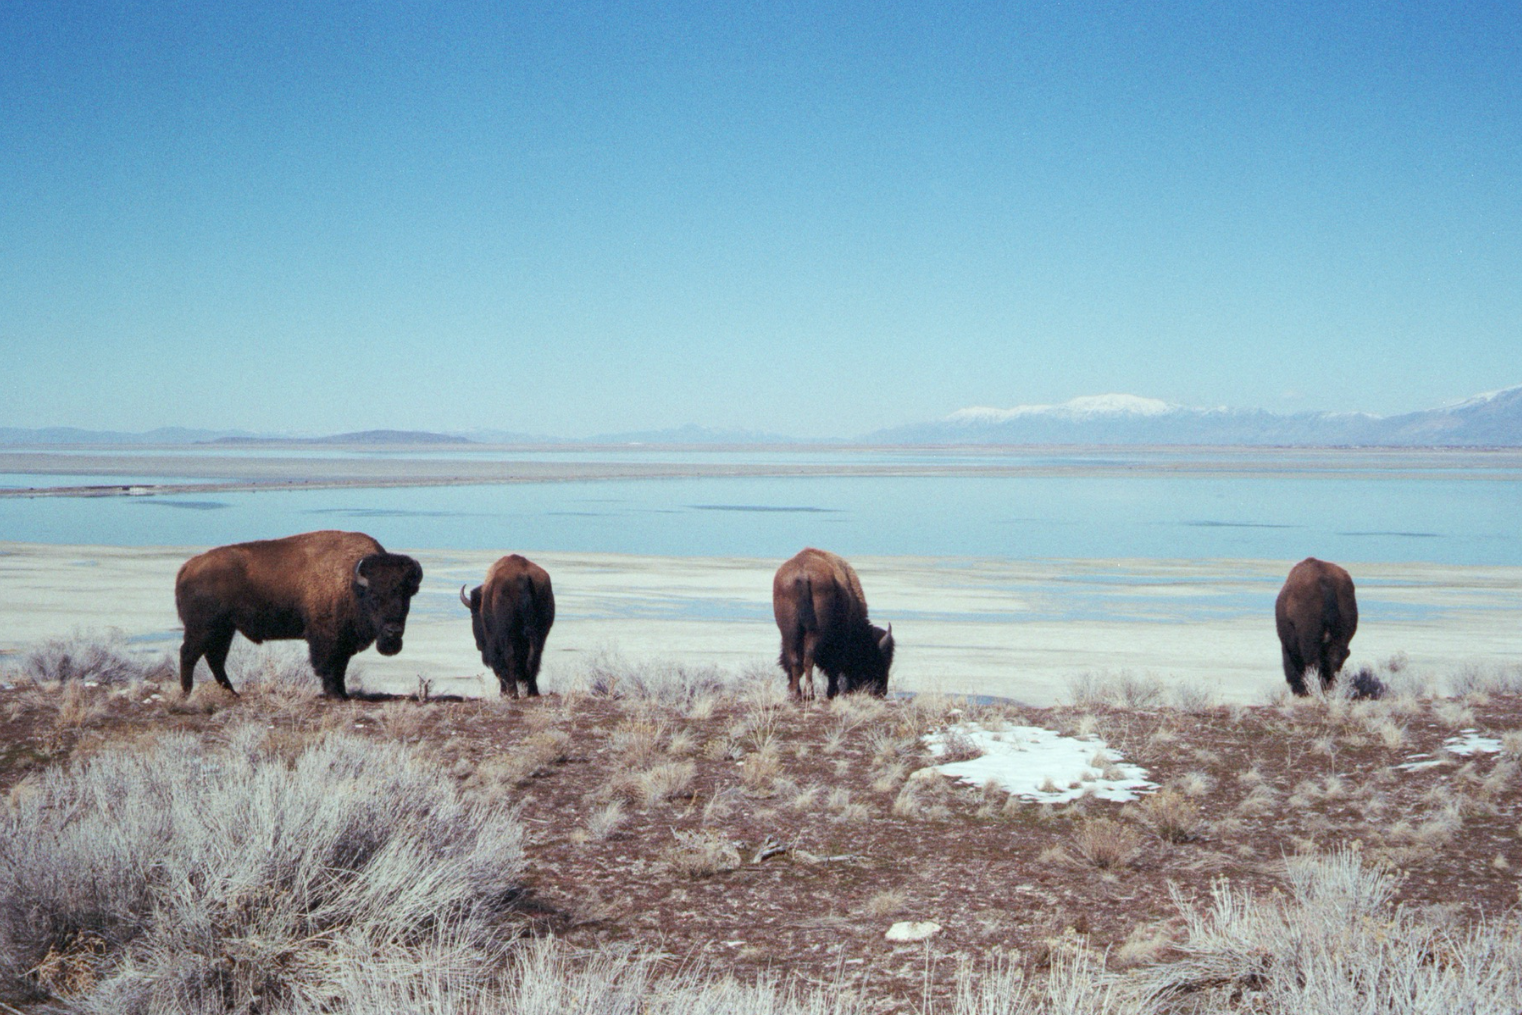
(175, 530, 423, 699)
(1275, 557, 1358, 695)
(773, 547, 894, 700)
(460, 554, 555, 698)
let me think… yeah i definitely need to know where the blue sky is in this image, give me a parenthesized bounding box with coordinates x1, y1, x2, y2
(3, 2, 1519, 437)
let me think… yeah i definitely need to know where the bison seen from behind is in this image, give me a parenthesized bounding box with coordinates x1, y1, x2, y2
(1275, 557, 1358, 695)
(773, 547, 893, 700)
(176, 530, 422, 699)
(461, 554, 555, 698)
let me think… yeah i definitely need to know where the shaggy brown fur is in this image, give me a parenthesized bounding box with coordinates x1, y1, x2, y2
(772, 547, 893, 700)
(1275, 557, 1358, 695)
(175, 530, 422, 699)
(461, 554, 555, 698)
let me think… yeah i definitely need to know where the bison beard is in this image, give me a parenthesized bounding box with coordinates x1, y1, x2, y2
(175, 530, 423, 699)
(772, 547, 894, 700)
(461, 554, 556, 698)
(1275, 557, 1358, 696)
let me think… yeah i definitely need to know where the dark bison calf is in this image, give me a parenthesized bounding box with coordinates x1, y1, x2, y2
(176, 530, 423, 699)
(773, 547, 894, 700)
(1275, 557, 1358, 695)
(461, 554, 555, 698)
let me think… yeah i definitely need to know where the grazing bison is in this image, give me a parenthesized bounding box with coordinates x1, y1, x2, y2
(1275, 557, 1358, 695)
(772, 547, 894, 700)
(460, 554, 555, 698)
(176, 530, 422, 699)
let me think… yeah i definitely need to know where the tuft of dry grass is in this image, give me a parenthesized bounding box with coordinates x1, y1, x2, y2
(1175, 771, 1214, 797)
(469, 729, 572, 794)
(663, 829, 741, 877)
(1111, 920, 1176, 968)
(584, 801, 627, 842)
(1072, 816, 1143, 869)
(1067, 671, 1165, 709)
(870, 761, 909, 795)
(892, 770, 957, 821)
(1134, 789, 1202, 844)
(610, 718, 668, 768)
(937, 727, 984, 763)
(862, 888, 907, 919)
(740, 748, 782, 795)
(625, 760, 697, 808)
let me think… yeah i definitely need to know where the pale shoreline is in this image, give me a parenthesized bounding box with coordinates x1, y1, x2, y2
(3, 541, 1519, 705)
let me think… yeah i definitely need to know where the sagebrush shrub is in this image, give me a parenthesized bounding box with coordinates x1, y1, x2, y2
(0, 724, 524, 1013)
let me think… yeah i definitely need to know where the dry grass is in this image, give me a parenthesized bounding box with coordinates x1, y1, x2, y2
(0, 723, 524, 1013)
(892, 770, 957, 821)
(4, 645, 1522, 1013)
(1134, 788, 1202, 843)
(468, 728, 572, 793)
(621, 760, 697, 808)
(937, 727, 985, 763)
(1067, 671, 1166, 709)
(18, 632, 168, 687)
(662, 829, 741, 878)
(584, 801, 627, 842)
(1072, 817, 1143, 869)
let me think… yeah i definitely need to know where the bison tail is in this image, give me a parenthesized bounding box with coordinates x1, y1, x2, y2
(516, 574, 541, 629)
(1318, 574, 1342, 638)
(794, 575, 817, 632)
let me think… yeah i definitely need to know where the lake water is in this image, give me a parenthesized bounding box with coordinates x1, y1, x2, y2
(1, 470, 1518, 564)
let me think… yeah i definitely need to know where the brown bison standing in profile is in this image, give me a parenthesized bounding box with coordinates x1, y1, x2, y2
(773, 547, 894, 700)
(1275, 557, 1358, 695)
(176, 530, 423, 699)
(461, 554, 555, 698)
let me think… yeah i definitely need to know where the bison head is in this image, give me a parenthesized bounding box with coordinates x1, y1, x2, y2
(1322, 629, 1352, 679)
(353, 553, 423, 655)
(857, 622, 895, 696)
(460, 584, 487, 652)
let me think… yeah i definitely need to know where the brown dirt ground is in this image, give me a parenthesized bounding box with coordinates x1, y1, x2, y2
(2, 674, 1520, 1010)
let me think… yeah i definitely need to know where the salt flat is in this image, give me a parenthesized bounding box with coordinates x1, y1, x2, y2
(3, 541, 1519, 703)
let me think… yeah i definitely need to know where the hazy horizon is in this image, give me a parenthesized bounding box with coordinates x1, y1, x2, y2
(4, 4, 1520, 437)
(3, 382, 1520, 443)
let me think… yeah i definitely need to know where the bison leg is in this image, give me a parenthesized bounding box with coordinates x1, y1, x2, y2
(824, 670, 840, 699)
(778, 637, 804, 699)
(1281, 643, 1309, 696)
(180, 621, 235, 695)
(1316, 646, 1340, 690)
(798, 631, 822, 701)
(202, 627, 238, 695)
(179, 640, 201, 694)
(523, 634, 544, 697)
(497, 667, 520, 699)
(310, 643, 351, 699)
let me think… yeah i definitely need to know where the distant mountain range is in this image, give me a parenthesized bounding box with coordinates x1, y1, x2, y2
(4, 386, 1521, 447)
(867, 386, 1522, 446)
(207, 429, 480, 446)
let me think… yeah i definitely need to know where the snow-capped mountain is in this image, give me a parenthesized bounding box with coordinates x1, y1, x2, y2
(947, 394, 1177, 423)
(868, 386, 1522, 446)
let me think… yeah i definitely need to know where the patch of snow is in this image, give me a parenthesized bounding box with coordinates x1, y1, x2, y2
(1438, 385, 1522, 412)
(885, 921, 942, 942)
(923, 723, 1154, 803)
(947, 393, 1178, 424)
(1445, 729, 1502, 756)
(1394, 731, 1503, 771)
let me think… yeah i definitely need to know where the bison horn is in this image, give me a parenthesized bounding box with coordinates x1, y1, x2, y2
(353, 558, 370, 589)
(460, 584, 472, 609)
(878, 623, 894, 650)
